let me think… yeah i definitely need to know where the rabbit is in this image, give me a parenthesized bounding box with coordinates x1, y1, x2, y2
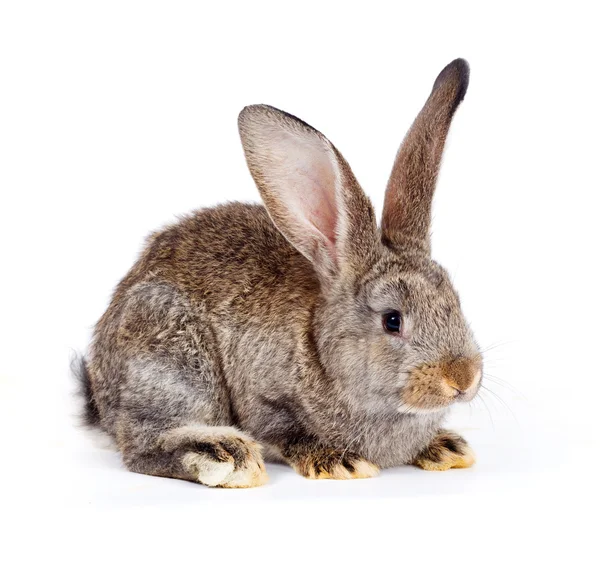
(78, 58, 482, 487)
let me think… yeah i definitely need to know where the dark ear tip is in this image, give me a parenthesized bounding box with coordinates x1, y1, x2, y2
(432, 58, 470, 106)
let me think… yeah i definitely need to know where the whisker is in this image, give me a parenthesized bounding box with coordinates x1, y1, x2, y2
(480, 385, 521, 428)
(479, 340, 513, 355)
(475, 392, 495, 429)
(483, 372, 526, 398)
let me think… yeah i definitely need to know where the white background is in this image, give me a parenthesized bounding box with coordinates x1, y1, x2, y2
(1, 1, 598, 562)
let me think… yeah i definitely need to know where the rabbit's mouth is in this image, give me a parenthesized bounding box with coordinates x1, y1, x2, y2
(397, 356, 482, 414)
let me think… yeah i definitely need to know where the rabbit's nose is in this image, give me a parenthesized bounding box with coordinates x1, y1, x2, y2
(449, 369, 481, 396)
(443, 359, 482, 396)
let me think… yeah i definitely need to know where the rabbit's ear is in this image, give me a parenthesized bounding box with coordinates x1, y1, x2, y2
(382, 59, 469, 253)
(239, 105, 377, 283)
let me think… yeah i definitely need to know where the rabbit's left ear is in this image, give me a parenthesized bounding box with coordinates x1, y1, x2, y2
(238, 105, 377, 284)
(382, 59, 470, 254)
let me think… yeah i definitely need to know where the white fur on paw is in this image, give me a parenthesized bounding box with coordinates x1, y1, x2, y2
(351, 459, 380, 479)
(182, 452, 235, 487)
(181, 451, 268, 488)
(224, 461, 269, 488)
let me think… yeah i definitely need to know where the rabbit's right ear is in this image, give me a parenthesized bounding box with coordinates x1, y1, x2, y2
(238, 105, 377, 284)
(382, 59, 470, 254)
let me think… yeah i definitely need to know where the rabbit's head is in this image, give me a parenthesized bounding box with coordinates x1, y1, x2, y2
(239, 59, 481, 416)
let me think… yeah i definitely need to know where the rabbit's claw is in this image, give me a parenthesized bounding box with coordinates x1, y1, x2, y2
(289, 447, 380, 480)
(413, 430, 475, 471)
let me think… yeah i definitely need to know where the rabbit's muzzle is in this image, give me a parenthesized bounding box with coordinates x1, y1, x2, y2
(400, 356, 482, 413)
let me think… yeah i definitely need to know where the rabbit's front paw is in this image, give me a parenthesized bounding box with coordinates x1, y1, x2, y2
(289, 448, 379, 480)
(413, 430, 475, 471)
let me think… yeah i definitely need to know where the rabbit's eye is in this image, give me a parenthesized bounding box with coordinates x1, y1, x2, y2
(382, 310, 402, 334)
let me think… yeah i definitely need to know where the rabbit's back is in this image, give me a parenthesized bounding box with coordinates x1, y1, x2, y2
(122, 202, 318, 307)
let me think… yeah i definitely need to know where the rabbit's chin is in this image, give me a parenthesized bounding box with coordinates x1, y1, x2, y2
(396, 384, 481, 415)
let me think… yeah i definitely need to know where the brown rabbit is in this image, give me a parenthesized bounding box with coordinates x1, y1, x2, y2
(78, 58, 481, 487)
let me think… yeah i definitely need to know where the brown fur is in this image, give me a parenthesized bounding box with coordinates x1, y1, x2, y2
(401, 356, 482, 412)
(81, 59, 482, 487)
(382, 59, 469, 254)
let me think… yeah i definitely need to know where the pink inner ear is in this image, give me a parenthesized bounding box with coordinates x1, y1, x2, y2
(294, 160, 338, 247)
(252, 121, 342, 269)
